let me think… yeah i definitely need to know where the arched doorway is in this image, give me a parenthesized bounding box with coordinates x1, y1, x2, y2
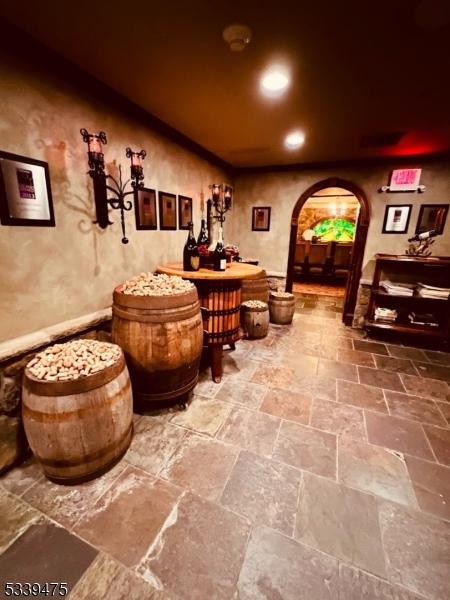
(285, 177, 370, 325)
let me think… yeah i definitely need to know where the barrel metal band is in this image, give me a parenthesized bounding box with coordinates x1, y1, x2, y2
(207, 327, 240, 340)
(201, 306, 240, 318)
(112, 302, 200, 323)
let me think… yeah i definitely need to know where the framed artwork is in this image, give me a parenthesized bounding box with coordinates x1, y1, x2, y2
(158, 191, 177, 230)
(0, 150, 55, 226)
(415, 204, 449, 235)
(134, 187, 157, 230)
(178, 195, 192, 230)
(252, 206, 271, 231)
(382, 204, 412, 234)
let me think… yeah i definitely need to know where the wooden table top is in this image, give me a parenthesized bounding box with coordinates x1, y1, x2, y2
(157, 262, 264, 281)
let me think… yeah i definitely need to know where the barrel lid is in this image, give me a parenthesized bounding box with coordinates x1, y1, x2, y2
(23, 353, 127, 396)
(113, 285, 199, 309)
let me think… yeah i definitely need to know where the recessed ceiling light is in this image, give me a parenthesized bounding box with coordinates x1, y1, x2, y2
(285, 131, 305, 149)
(260, 66, 290, 96)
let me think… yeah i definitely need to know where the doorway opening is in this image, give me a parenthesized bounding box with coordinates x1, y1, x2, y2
(285, 177, 370, 325)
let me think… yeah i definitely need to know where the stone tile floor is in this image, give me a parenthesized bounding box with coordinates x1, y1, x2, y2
(1, 293, 450, 599)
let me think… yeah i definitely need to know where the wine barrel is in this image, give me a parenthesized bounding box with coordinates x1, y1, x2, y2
(269, 292, 295, 324)
(241, 270, 269, 304)
(22, 352, 132, 484)
(112, 286, 203, 407)
(241, 303, 269, 339)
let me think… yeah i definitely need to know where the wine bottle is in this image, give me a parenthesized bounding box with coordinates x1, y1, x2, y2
(408, 229, 438, 242)
(183, 222, 200, 271)
(214, 227, 226, 271)
(197, 218, 209, 257)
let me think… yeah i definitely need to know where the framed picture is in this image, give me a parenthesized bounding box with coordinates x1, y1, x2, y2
(178, 195, 192, 230)
(382, 204, 412, 234)
(0, 150, 55, 226)
(252, 206, 271, 231)
(415, 204, 449, 235)
(134, 187, 157, 230)
(158, 191, 177, 230)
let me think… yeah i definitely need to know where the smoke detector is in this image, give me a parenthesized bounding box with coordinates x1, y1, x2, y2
(222, 23, 252, 52)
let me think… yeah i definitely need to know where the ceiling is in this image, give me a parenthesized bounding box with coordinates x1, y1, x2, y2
(1, 0, 450, 168)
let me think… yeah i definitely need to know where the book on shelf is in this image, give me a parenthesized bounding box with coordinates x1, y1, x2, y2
(416, 282, 450, 299)
(408, 312, 439, 327)
(374, 307, 397, 323)
(379, 280, 415, 296)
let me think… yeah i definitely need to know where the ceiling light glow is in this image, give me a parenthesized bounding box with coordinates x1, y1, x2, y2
(260, 66, 290, 96)
(285, 131, 305, 149)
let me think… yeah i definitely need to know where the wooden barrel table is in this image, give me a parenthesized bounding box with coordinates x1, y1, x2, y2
(157, 262, 263, 382)
(112, 284, 203, 408)
(241, 270, 270, 304)
(241, 302, 270, 339)
(22, 348, 132, 485)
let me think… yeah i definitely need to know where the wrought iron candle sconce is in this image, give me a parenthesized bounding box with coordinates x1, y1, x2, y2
(207, 183, 233, 227)
(80, 128, 146, 243)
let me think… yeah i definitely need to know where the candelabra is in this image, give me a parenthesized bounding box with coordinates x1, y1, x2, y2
(208, 183, 233, 226)
(80, 128, 146, 243)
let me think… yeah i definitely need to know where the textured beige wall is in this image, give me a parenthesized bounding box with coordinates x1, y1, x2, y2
(228, 162, 450, 274)
(0, 52, 227, 342)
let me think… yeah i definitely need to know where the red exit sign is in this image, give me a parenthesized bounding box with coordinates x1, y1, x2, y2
(390, 168, 422, 191)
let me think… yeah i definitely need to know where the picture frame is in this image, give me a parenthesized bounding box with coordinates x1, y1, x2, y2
(0, 150, 55, 227)
(382, 204, 412, 234)
(158, 191, 177, 230)
(252, 206, 271, 231)
(415, 204, 449, 235)
(178, 195, 192, 230)
(134, 187, 157, 230)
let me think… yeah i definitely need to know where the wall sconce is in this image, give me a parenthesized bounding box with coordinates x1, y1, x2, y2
(80, 128, 146, 243)
(208, 183, 233, 226)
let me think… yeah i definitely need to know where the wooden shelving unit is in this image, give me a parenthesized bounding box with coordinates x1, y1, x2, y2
(365, 254, 450, 345)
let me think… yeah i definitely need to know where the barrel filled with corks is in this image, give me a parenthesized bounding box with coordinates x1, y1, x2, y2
(112, 273, 203, 408)
(241, 300, 269, 339)
(240, 270, 270, 305)
(22, 339, 133, 484)
(269, 291, 296, 324)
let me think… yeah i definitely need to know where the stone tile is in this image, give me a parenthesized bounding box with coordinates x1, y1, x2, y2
(0, 488, 40, 553)
(192, 376, 223, 398)
(384, 390, 448, 427)
(295, 472, 386, 577)
(365, 412, 434, 460)
(295, 341, 337, 360)
(339, 563, 425, 600)
(0, 456, 43, 496)
(317, 358, 358, 382)
(0, 522, 97, 594)
(374, 355, 419, 376)
(291, 373, 337, 402)
(274, 420, 337, 479)
(169, 395, 230, 437)
(220, 451, 302, 535)
(238, 525, 339, 600)
(423, 424, 450, 466)
(338, 436, 416, 506)
(353, 339, 389, 355)
(401, 373, 450, 402)
(358, 366, 406, 392)
(437, 401, 450, 425)
(337, 379, 388, 413)
(138, 492, 250, 600)
(221, 354, 259, 380)
(337, 348, 376, 367)
(160, 433, 238, 501)
(379, 500, 450, 600)
(74, 466, 181, 567)
(215, 379, 266, 410)
(70, 552, 168, 600)
(387, 345, 428, 362)
(259, 387, 312, 424)
(251, 364, 295, 389)
(424, 350, 450, 366)
(413, 361, 450, 382)
(325, 335, 354, 349)
(310, 398, 366, 440)
(405, 455, 450, 521)
(22, 460, 127, 529)
(278, 351, 319, 375)
(126, 418, 187, 476)
(217, 406, 280, 457)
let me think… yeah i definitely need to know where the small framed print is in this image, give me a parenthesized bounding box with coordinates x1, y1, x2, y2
(252, 206, 271, 231)
(415, 204, 449, 235)
(382, 204, 412, 234)
(134, 187, 157, 230)
(178, 195, 192, 230)
(0, 150, 55, 226)
(158, 191, 177, 230)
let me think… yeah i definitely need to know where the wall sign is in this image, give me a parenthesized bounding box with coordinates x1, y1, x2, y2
(0, 150, 55, 226)
(380, 168, 425, 193)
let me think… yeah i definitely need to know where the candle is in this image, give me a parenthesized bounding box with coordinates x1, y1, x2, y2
(131, 152, 141, 167)
(88, 135, 102, 154)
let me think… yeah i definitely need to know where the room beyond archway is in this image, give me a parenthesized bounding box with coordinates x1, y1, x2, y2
(286, 178, 370, 325)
